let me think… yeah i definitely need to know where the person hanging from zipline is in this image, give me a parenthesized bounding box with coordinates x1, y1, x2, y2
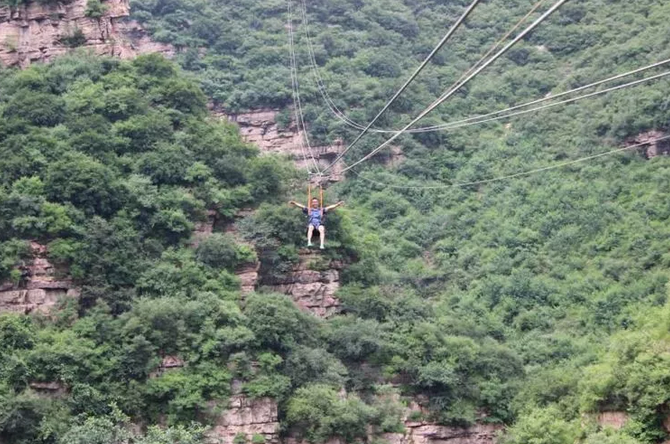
(289, 196, 344, 249)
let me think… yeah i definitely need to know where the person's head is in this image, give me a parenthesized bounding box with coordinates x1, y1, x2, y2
(311, 198, 319, 208)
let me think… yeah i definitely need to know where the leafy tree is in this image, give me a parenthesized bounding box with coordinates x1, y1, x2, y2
(244, 293, 318, 351)
(286, 384, 376, 443)
(85, 0, 109, 19)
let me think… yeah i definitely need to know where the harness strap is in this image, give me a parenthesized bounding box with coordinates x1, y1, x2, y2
(320, 185, 324, 217)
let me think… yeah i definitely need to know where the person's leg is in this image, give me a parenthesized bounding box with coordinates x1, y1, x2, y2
(307, 225, 314, 246)
(318, 225, 325, 249)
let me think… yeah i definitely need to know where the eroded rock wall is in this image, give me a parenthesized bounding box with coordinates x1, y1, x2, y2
(0, 0, 172, 67)
(383, 423, 502, 444)
(214, 108, 344, 182)
(0, 242, 79, 314)
(628, 130, 670, 159)
(262, 249, 342, 318)
(207, 395, 280, 444)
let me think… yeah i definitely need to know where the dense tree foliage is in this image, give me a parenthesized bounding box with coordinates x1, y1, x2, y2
(2, 0, 670, 442)
(128, 0, 670, 441)
(0, 54, 301, 443)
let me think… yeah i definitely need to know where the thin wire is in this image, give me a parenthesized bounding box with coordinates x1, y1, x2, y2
(338, 0, 569, 174)
(350, 136, 670, 190)
(397, 0, 548, 134)
(441, 0, 547, 100)
(287, 0, 314, 173)
(299, 0, 670, 136)
(323, 0, 483, 172)
(412, 58, 670, 133)
(301, 0, 547, 135)
(433, 70, 670, 132)
(287, 0, 321, 175)
(299, 0, 366, 131)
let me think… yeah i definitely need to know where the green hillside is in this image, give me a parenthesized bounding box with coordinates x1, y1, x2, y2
(1, 0, 670, 443)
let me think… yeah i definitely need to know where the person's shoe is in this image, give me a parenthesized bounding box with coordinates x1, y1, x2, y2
(320, 245, 325, 250)
(307, 242, 313, 247)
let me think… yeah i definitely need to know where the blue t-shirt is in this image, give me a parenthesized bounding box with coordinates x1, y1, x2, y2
(303, 207, 327, 227)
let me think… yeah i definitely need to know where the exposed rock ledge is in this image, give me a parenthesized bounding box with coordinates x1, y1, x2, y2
(628, 130, 670, 159)
(0, 0, 173, 67)
(261, 248, 342, 318)
(0, 242, 79, 314)
(383, 423, 502, 444)
(213, 107, 344, 183)
(207, 395, 279, 444)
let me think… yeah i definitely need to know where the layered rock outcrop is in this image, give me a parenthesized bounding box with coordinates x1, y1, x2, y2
(207, 395, 279, 444)
(235, 261, 260, 295)
(0, 242, 78, 314)
(214, 108, 344, 182)
(379, 400, 503, 444)
(261, 249, 342, 318)
(383, 423, 502, 444)
(0, 0, 172, 67)
(594, 411, 628, 430)
(628, 130, 670, 159)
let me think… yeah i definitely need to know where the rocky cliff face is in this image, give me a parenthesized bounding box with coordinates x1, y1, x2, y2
(0, 0, 172, 67)
(207, 395, 280, 444)
(0, 242, 79, 314)
(379, 400, 502, 444)
(214, 108, 344, 183)
(212, 108, 345, 315)
(384, 424, 502, 444)
(261, 248, 342, 318)
(628, 130, 670, 159)
(593, 411, 628, 430)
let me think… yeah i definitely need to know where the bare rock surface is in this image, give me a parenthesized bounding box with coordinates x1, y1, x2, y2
(263, 249, 342, 318)
(191, 210, 218, 247)
(213, 107, 344, 182)
(0, 0, 173, 67)
(28, 381, 68, 397)
(0, 242, 78, 314)
(377, 399, 503, 444)
(235, 262, 260, 295)
(628, 130, 670, 158)
(207, 395, 279, 444)
(595, 411, 629, 430)
(383, 423, 502, 444)
(149, 355, 185, 378)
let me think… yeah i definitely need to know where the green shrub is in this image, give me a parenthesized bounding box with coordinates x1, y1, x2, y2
(85, 0, 108, 18)
(195, 233, 241, 270)
(251, 434, 266, 444)
(286, 384, 376, 443)
(60, 29, 87, 48)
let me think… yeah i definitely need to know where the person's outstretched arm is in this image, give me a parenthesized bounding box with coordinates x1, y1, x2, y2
(289, 201, 307, 209)
(325, 201, 345, 211)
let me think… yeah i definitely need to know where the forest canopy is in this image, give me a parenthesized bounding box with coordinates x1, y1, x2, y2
(1, 0, 670, 443)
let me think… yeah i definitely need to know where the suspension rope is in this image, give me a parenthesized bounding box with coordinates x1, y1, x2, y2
(298, 0, 669, 137)
(287, 0, 321, 175)
(304, 30, 670, 137)
(337, 0, 569, 174)
(322, 0, 483, 171)
(410, 58, 670, 133)
(300, 0, 547, 134)
(350, 136, 670, 190)
(425, 70, 670, 132)
(299, 0, 367, 131)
